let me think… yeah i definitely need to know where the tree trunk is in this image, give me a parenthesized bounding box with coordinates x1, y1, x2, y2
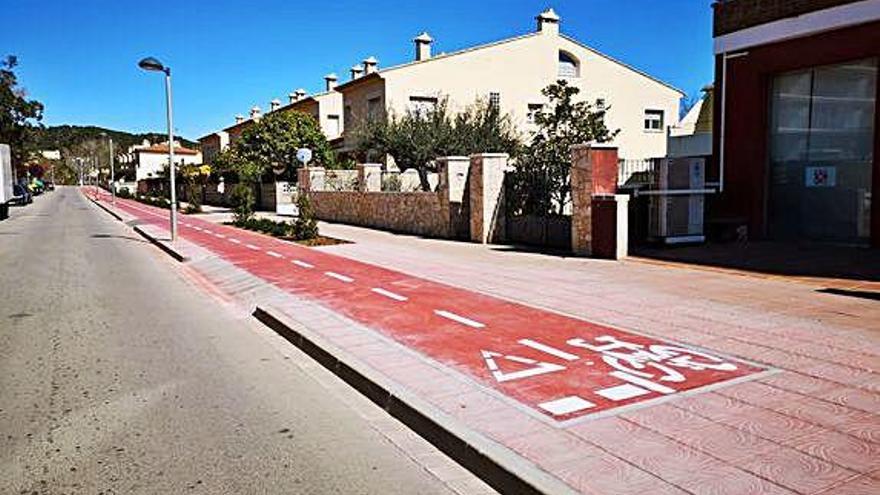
(417, 167, 431, 192)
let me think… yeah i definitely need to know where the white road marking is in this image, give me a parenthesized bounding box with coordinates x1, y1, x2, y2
(203, 229, 213, 234)
(192, 226, 203, 231)
(229, 238, 241, 244)
(183, 222, 191, 227)
(595, 384, 650, 401)
(325, 271, 354, 283)
(538, 396, 596, 416)
(266, 251, 283, 258)
(518, 339, 580, 361)
(434, 310, 485, 329)
(371, 287, 408, 301)
(215, 233, 226, 239)
(245, 244, 261, 251)
(292, 260, 313, 269)
(611, 371, 676, 394)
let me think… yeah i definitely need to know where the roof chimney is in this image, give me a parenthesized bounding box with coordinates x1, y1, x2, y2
(324, 73, 338, 91)
(235, 114, 245, 124)
(414, 32, 433, 61)
(536, 8, 560, 35)
(250, 106, 262, 120)
(350, 64, 364, 80)
(295, 88, 307, 100)
(270, 99, 281, 112)
(363, 56, 378, 75)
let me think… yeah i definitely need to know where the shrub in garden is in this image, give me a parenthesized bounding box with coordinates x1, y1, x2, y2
(291, 194, 318, 241)
(230, 183, 254, 223)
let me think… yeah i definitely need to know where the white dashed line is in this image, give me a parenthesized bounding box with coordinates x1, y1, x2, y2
(245, 244, 261, 251)
(203, 229, 213, 234)
(183, 222, 191, 227)
(292, 260, 313, 269)
(371, 287, 408, 302)
(229, 238, 241, 244)
(325, 271, 354, 283)
(434, 310, 485, 329)
(215, 233, 226, 239)
(266, 251, 283, 258)
(192, 226, 203, 231)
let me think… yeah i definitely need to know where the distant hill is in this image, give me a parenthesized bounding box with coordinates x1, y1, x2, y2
(32, 125, 199, 153)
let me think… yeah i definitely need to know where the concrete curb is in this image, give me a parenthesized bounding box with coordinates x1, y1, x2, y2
(253, 305, 578, 495)
(131, 225, 189, 263)
(85, 194, 189, 263)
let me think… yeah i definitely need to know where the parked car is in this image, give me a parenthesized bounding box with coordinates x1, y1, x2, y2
(12, 183, 32, 205)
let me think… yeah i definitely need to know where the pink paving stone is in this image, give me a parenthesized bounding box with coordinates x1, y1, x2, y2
(466, 403, 549, 444)
(836, 414, 880, 444)
(759, 372, 839, 396)
(715, 403, 822, 444)
(504, 426, 598, 468)
(619, 404, 715, 435)
(551, 451, 690, 495)
(671, 392, 755, 421)
(738, 445, 858, 494)
(785, 428, 880, 474)
(800, 362, 879, 391)
(818, 386, 880, 415)
(674, 463, 798, 495)
(820, 476, 880, 495)
(569, 417, 723, 487)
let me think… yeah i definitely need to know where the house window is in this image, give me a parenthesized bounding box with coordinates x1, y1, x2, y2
(644, 109, 664, 131)
(527, 103, 543, 124)
(327, 114, 340, 136)
(489, 92, 501, 109)
(367, 96, 383, 121)
(558, 51, 580, 78)
(344, 105, 352, 128)
(409, 96, 438, 114)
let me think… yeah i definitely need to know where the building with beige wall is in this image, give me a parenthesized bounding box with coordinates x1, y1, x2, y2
(336, 9, 682, 160)
(198, 78, 344, 163)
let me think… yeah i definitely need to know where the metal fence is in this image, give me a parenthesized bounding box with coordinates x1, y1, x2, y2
(618, 158, 659, 188)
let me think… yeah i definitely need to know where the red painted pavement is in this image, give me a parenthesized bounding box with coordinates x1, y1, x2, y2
(91, 189, 766, 422)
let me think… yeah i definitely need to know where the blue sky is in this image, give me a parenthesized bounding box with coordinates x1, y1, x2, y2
(2, 0, 715, 140)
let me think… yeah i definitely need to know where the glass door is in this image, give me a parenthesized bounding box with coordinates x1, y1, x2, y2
(768, 59, 876, 243)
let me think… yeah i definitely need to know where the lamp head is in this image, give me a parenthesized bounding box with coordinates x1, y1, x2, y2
(138, 57, 168, 74)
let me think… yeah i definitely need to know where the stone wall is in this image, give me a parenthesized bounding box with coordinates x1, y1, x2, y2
(308, 191, 450, 237)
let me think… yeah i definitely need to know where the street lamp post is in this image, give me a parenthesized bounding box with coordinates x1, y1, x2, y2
(101, 132, 116, 204)
(138, 56, 178, 241)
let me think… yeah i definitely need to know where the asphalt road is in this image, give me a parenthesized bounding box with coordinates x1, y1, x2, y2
(0, 188, 471, 494)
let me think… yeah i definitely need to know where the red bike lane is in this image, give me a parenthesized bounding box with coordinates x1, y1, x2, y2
(93, 189, 767, 422)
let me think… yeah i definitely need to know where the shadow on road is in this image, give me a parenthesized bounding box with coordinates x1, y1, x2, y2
(90, 233, 149, 243)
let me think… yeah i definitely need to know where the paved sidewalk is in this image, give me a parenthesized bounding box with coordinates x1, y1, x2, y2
(92, 190, 879, 495)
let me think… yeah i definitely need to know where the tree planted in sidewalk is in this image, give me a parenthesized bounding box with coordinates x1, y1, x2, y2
(354, 98, 521, 191)
(508, 80, 618, 216)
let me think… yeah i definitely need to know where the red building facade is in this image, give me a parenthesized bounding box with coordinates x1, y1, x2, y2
(712, 0, 880, 247)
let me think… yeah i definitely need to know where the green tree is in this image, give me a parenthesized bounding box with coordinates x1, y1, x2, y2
(355, 97, 521, 191)
(0, 55, 44, 172)
(510, 80, 619, 215)
(216, 111, 334, 220)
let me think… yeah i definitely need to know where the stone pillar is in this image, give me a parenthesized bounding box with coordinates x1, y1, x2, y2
(357, 163, 382, 192)
(297, 166, 325, 192)
(437, 156, 470, 239)
(571, 144, 619, 256)
(469, 153, 508, 244)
